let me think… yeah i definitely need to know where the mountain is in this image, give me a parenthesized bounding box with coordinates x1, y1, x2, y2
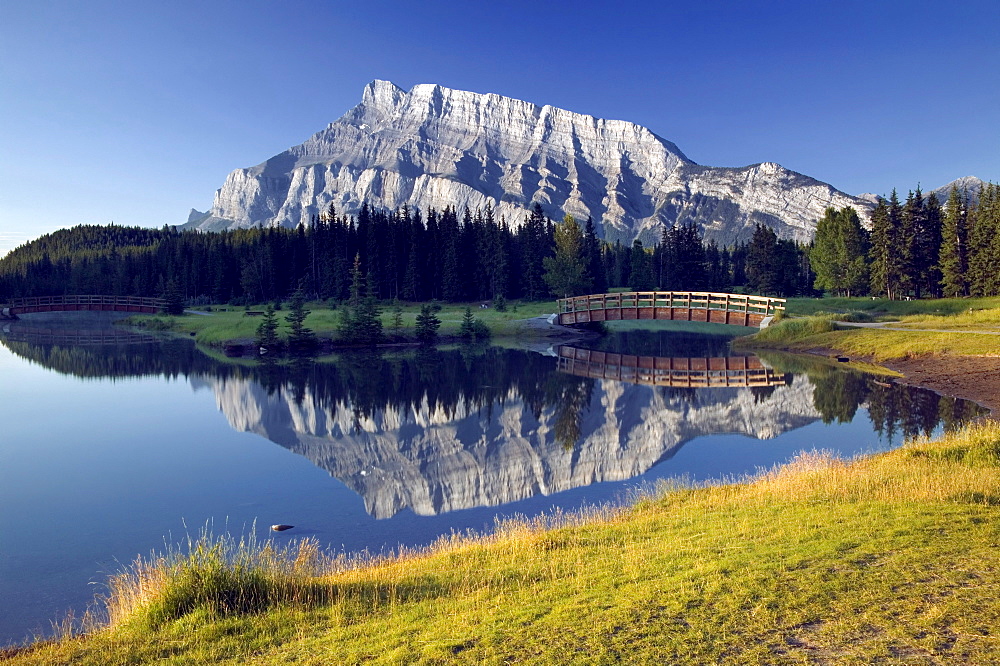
(858, 176, 987, 207)
(196, 372, 821, 518)
(928, 176, 986, 206)
(186, 80, 870, 245)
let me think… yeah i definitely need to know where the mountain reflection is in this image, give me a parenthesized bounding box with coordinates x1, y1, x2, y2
(1, 323, 986, 517)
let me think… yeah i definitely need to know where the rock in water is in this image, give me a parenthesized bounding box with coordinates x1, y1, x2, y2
(270, 524, 294, 532)
(187, 80, 870, 245)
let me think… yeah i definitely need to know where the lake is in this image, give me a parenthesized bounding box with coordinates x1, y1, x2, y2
(0, 317, 985, 646)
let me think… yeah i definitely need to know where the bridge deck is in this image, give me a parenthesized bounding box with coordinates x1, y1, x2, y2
(1, 295, 165, 317)
(557, 291, 785, 328)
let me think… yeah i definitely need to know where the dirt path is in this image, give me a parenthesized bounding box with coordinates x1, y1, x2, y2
(840, 321, 1000, 335)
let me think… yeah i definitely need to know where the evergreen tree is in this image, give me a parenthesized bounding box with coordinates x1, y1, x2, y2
(869, 195, 901, 299)
(255, 304, 281, 354)
(543, 215, 590, 297)
(414, 304, 441, 343)
(628, 239, 655, 291)
(809, 206, 869, 297)
(521, 203, 550, 300)
(583, 216, 607, 293)
(918, 192, 943, 298)
(458, 306, 490, 341)
(339, 254, 383, 345)
(938, 186, 968, 297)
(745, 223, 779, 294)
(285, 284, 317, 354)
(162, 278, 185, 315)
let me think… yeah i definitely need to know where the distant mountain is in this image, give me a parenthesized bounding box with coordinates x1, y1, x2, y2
(857, 176, 986, 207)
(186, 80, 871, 245)
(928, 176, 986, 206)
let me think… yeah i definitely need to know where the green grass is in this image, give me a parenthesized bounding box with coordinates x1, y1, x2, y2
(124, 301, 561, 346)
(9, 422, 1000, 664)
(785, 295, 1000, 319)
(738, 309, 1000, 361)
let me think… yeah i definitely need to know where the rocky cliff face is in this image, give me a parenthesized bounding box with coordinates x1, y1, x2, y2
(188, 80, 870, 244)
(193, 372, 821, 518)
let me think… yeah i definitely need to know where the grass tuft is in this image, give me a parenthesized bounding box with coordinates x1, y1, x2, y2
(105, 529, 340, 630)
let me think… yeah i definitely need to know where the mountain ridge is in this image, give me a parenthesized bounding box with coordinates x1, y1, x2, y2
(187, 80, 872, 244)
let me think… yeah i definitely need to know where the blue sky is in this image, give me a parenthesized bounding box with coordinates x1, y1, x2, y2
(1, 0, 997, 257)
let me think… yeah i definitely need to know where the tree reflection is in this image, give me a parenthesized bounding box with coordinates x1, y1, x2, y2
(2, 331, 987, 445)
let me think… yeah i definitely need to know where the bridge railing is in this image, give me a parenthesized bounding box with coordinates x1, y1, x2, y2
(557, 291, 786, 317)
(4, 295, 166, 310)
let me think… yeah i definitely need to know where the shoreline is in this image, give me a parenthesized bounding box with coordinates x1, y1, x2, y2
(787, 343, 1000, 418)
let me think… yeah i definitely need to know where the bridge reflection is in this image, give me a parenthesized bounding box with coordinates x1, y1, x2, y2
(557, 346, 789, 388)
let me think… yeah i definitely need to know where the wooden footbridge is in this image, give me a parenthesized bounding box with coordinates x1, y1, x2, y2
(0, 295, 165, 319)
(557, 346, 789, 388)
(557, 291, 785, 328)
(0, 326, 160, 346)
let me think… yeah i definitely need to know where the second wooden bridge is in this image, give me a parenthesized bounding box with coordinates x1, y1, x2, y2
(557, 291, 785, 328)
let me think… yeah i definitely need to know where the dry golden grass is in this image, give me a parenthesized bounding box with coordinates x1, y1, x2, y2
(7, 422, 1000, 664)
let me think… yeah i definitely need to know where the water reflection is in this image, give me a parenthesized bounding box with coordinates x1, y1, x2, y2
(1, 322, 985, 520)
(557, 345, 790, 388)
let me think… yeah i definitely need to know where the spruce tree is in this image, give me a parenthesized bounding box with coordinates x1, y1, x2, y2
(938, 186, 968, 297)
(746, 223, 779, 295)
(285, 285, 317, 354)
(415, 304, 441, 343)
(628, 239, 655, 291)
(255, 304, 281, 354)
(869, 196, 899, 298)
(162, 278, 185, 315)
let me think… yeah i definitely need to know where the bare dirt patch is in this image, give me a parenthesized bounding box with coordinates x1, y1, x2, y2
(881, 355, 1000, 418)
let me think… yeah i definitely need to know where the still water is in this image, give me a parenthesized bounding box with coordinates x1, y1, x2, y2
(0, 318, 984, 645)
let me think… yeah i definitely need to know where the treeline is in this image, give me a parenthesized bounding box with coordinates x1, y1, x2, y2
(0, 202, 816, 303)
(810, 183, 1000, 298)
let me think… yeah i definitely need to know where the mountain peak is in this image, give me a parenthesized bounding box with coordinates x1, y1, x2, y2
(360, 79, 406, 109)
(190, 81, 870, 244)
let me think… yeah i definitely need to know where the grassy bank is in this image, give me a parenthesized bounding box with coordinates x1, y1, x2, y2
(785, 295, 1000, 319)
(8, 421, 1000, 664)
(737, 305, 1000, 361)
(125, 300, 561, 346)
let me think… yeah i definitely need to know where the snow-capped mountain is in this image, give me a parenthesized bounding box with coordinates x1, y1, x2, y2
(187, 80, 870, 244)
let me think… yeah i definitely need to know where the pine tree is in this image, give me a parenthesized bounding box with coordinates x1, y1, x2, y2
(869, 195, 902, 299)
(162, 277, 185, 315)
(938, 186, 967, 297)
(458, 306, 490, 341)
(339, 254, 383, 346)
(285, 284, 317, 354)
(746, 223, 779, 295)
(919, 192, 943, 298)
(415, 304, 441, 343)
(583, 216, 607, 293)
(628, 239, 655, 291)
(255, 303, 281, 354)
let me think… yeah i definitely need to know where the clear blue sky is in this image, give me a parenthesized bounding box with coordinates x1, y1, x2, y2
(2, 0, 997, 257)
